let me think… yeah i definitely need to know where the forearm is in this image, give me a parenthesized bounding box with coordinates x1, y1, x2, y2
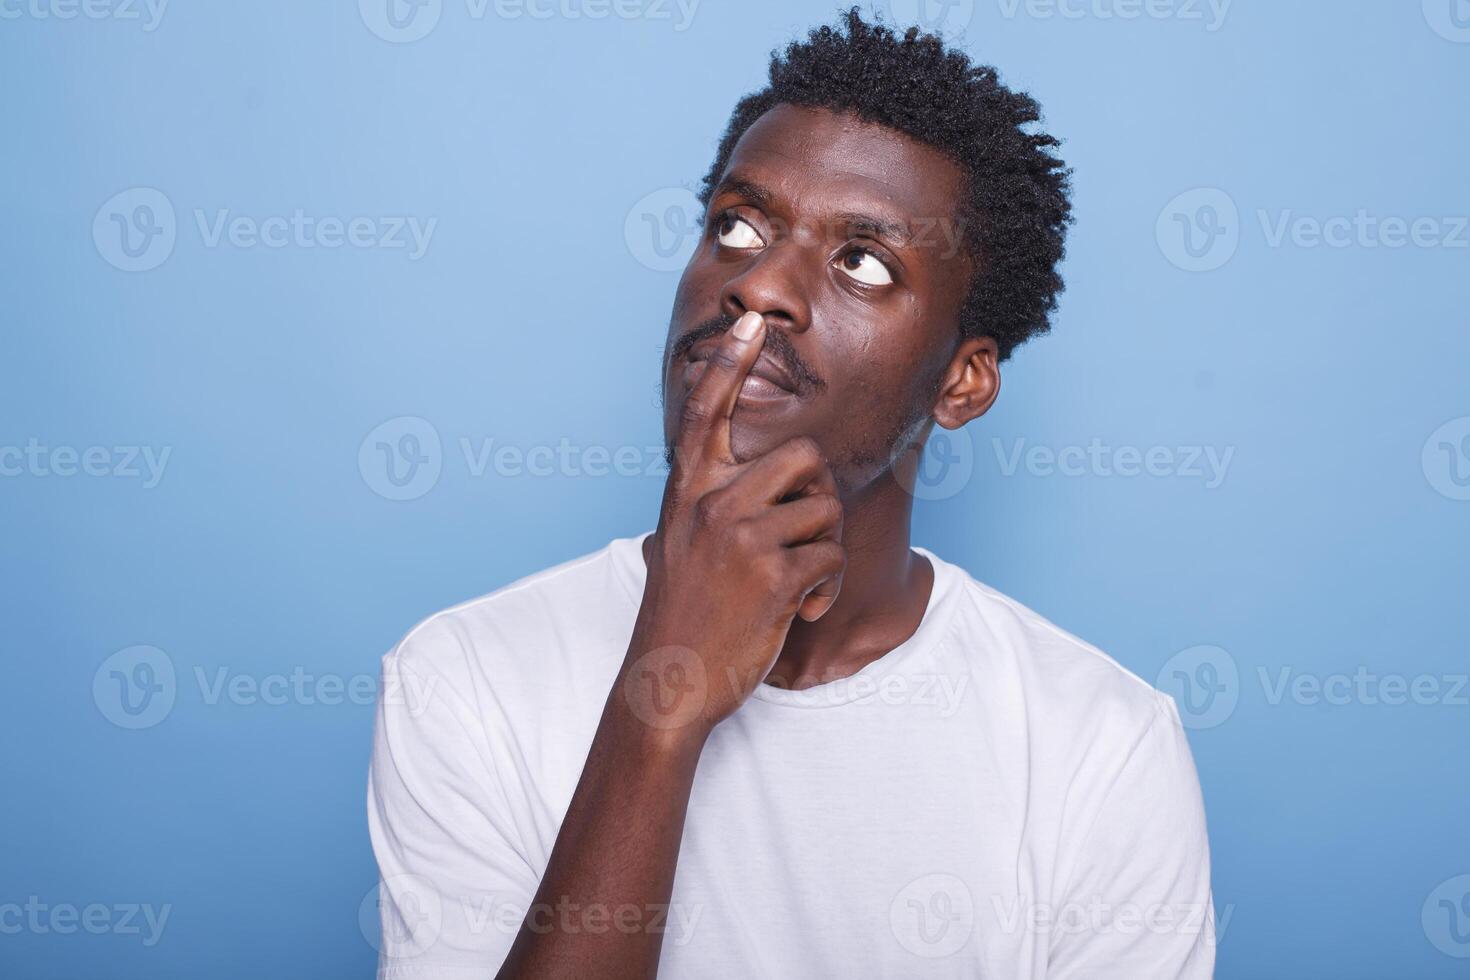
(497, 312, 845, 977)
(496, 654, 708, 980)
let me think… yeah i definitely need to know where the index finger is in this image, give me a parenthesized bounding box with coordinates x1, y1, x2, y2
(675, 311, 766, 466)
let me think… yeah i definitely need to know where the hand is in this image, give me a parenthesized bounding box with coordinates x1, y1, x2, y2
(624, 311, 847, 736)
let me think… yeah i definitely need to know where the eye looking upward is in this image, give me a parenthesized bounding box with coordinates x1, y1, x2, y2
(715, 209, 895, 287)
(837, 248, 893, 286)
(715, 212, 764, 250)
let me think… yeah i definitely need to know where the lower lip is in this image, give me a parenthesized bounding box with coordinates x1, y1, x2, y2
(681, 360, 798, 407)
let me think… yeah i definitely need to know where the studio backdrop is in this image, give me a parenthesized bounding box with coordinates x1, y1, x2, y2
(2, 1, 1468, 977)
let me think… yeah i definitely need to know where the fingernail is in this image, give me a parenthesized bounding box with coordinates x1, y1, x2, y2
(732, 312, 763, 342)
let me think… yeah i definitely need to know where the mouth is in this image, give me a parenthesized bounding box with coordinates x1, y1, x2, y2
(682, 340, 803, 406)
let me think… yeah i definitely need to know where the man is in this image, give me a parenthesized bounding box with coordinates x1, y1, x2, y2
(368, 8, 1214, 978)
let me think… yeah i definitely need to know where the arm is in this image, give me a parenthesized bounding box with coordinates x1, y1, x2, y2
(1046, 695, 1217, 980)
(496, 310, 846, 979)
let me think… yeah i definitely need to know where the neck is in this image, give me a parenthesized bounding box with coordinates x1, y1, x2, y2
(766, 469, 933, 690)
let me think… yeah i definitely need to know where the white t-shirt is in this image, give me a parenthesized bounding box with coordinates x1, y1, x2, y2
(367, 532, 1215, 979)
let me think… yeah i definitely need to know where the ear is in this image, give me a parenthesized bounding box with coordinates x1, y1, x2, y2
(931, 335, 1001, 430)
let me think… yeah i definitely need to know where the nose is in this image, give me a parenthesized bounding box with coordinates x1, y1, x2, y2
(718, 239, 813, 335)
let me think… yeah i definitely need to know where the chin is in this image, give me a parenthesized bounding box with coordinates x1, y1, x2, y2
(727, 416, 790, 465)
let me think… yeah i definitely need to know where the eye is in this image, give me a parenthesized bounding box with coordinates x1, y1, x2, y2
(715, 212, 765, 250)
(837, 247, 894, 286)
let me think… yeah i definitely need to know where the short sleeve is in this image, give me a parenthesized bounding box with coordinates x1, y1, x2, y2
(1047, 695, 1217, 980)
(366, 621, 541, 979)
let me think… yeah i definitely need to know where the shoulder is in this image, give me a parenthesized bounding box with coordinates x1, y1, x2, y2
(926, 549, 1179, 745)
(384, 534, 646, 696)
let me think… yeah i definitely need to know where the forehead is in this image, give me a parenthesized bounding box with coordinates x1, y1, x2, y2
(715, 103, 966, 228)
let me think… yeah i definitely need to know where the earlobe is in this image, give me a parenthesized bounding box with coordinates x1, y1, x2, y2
(932, 336, 1001, 430)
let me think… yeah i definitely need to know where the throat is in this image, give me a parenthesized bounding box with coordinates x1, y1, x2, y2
(764, 548, 934, 691)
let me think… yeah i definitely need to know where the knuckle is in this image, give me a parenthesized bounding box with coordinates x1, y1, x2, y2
(783, 434, 823, 464)
(823, 542, 848, 576)
(728, 517, 759, 552)
(812, 492, 844, 527)
(680, 394, 713, 428)
(692, 491, 725, 528)
(668, 443, 704, 477)
(759, 551, 794, 594)
(705, 346, 742, 375)
(805, 540, 846, 577)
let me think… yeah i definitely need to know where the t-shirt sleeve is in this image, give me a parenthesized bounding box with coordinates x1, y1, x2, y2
(1047, 694, 1217, 980)
(366, 621, 542, 979)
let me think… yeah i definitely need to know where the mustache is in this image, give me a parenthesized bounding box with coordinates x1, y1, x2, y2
(668, 313, 826, 395)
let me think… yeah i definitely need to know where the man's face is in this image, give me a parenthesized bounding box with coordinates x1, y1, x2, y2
(661, 103, 980, 494)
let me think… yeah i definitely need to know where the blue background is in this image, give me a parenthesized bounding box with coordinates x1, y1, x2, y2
(3, 1, 1468, 976)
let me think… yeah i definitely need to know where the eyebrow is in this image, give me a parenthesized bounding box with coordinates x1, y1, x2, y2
(831, 211, 913, 247)
(710, 176, 775, 210)
(709, 174, 917, 248)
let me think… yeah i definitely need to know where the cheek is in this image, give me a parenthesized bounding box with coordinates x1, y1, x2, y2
(828, 313, 949, 453)
(668, 276, 697, 334)
(673, 251, 722, 311)
(823, 294, 930, 390)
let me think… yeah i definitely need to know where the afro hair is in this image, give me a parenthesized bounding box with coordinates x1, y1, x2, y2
(697, 6, 1074, 361)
